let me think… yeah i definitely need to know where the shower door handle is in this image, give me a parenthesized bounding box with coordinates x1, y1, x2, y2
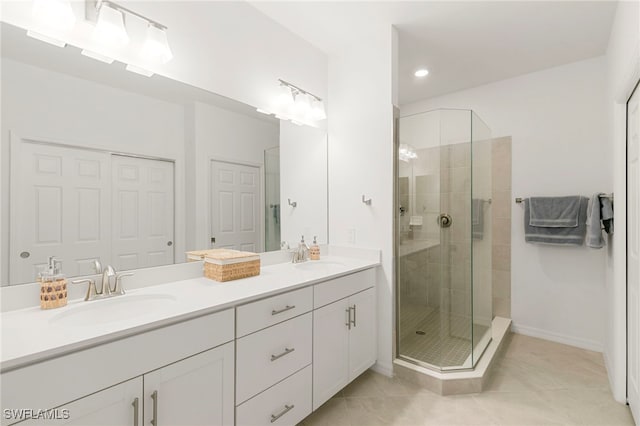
(437, 213, 452, 228)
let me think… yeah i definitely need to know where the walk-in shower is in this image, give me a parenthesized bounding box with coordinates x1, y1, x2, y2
(396, 108, 493, 371)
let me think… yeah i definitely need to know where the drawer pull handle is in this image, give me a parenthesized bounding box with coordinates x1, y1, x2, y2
(271, 305, 296, 316)
(150, 390, 158, 426)
(270, 347, 295, 361)
(132, 397, 139, 426)
(270, 404, 295, 423)
(346, 307, 352, 330)
(351, 304, 357, 327)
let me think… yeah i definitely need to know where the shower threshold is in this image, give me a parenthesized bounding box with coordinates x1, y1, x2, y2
(394, 317, 511, 395)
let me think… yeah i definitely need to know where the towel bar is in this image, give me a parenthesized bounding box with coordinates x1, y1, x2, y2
(515, 193, 613, 204)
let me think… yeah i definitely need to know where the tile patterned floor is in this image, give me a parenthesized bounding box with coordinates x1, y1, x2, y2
(399, 304, 490, 368)
(300, 333, 635, 426)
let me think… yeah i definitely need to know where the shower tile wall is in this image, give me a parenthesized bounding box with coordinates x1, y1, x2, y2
(491, 137, 512, 318)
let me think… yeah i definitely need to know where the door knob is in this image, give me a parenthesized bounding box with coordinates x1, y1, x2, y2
(167, 241, 173, 246)
(437, 213, 453, 228)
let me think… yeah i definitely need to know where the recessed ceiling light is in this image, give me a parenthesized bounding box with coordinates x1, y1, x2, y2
(414, 69, 429, 77)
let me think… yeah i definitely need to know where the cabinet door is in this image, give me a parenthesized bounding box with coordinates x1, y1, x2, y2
(143, 342, 234, 426)
(348, 288, 377, 381)
(17, 378, 141, 426)
(312, 298, 350, 410)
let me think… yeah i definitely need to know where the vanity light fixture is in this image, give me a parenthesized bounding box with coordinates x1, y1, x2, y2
(275, 79, 326, 123)
(141, 23, 173, 64)
(414, 68, 429, 77)
(81, 49, 115, 64)
(86, 0, 173, 63)
(399, 144, 418, 162)
(27, 0, 75, 47)
(93, 2, 129, 46)
(32, 0, 76, 31)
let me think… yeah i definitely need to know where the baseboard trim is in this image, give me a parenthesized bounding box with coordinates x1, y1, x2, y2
(371, 361, 393, 377)
(512, 323, 603, 352)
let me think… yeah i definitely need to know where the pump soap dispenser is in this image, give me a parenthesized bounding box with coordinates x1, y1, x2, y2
(310, 236, 321, 261)
(39, 256, 67, 309)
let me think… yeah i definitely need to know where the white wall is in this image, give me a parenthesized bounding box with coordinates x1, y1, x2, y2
(280, 121, 328, 246)
(604, 0, 640, 403)
(0, 58, 186, 285)
(327, 26, 397, 375)
(402, 56, 610, 352)
(189, 102, 279, 253)
(0, 1, 327, 111)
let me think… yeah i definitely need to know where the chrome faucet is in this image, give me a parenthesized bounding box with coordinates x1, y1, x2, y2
(72, 265, 134, 301)
(291, 236, 310, 263)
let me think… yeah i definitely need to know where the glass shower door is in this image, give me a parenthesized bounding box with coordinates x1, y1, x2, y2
(397, 108, 492, 371)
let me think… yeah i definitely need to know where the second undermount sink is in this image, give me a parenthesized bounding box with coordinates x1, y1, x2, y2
(49, 293, 178, 327)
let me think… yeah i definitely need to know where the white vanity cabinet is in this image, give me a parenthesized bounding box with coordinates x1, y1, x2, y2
(143, 342, 235, 426)
(2, 309, 235, 426)
(15, 344, 235, 426)
(235, 287, 314, 426)
(312, 270, 377, 410)
(17, 378, 142, 426)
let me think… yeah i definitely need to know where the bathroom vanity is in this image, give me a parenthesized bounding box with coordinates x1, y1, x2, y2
(0, 252, 379, 426)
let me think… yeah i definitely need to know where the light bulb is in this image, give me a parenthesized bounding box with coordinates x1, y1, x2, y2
(32, 0, 76, 31)
(293, 93, 312, 119)
(310, 98, 327, 121)
(276, 85, 294, 108)
(94, 4, 129, 46)
(142, 24, 173, 64)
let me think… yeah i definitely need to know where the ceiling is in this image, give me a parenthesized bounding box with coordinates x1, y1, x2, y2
(250, 1, 618, 104)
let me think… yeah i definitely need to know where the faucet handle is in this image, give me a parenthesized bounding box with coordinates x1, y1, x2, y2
(114, 272, 133, 295)
(72, 278, 98, 301)
(92, 259, 102, 274)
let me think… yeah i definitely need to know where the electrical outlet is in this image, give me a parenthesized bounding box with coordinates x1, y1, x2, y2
(347, 228, 356, 244)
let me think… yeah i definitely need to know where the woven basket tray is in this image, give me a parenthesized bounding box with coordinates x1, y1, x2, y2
(201, 249, 260, 282)
(40, 278, 68, 310)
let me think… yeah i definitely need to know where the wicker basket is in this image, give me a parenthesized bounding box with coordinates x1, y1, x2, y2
(201, 249, 260, 282)
(185, 249, 218, 262)
(40, 278, 68, 309)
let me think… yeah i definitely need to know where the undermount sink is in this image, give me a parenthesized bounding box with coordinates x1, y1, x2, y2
(49, 293, 177, 327)
(294, 260, 346, 270)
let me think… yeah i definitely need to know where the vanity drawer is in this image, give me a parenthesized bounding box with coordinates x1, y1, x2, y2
(236, 365, 312, 426)
(236, 313, 312, 404)
(236, 286, 313, 338)
(313, 268, 375, 308)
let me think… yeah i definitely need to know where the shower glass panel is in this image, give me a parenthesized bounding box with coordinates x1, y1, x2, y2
(264, 147, 281, 252)
(397, 109, 492, 371)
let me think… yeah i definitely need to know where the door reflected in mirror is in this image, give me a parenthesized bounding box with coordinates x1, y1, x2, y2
(0, 22, 328, 287)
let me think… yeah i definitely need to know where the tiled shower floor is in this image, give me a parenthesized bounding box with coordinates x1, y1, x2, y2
(398, 303, 489, 368)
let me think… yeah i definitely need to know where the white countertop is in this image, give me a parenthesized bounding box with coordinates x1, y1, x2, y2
(0, 255, 379, 372)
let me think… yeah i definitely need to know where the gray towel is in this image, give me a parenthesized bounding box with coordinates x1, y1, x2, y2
(472, 199, 484, 240)
(600, 196, 614, 234)
(524, 197, 588, 245)
(586, 194, 604, 249)
(529, 196, 582, 227)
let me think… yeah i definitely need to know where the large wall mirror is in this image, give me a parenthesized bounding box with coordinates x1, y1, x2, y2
(0, 22, 328, 287)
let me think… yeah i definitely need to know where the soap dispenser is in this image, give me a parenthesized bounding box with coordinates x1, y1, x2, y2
(310, 236, 321, 261)
(39, 256, 67, 310)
